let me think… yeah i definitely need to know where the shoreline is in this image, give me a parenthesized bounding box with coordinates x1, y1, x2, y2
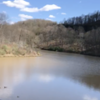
(0, 55, 40, 57)
(41, 48, 100, 57)
(0, 44, 41, 57)
(0, 52, 41, 57)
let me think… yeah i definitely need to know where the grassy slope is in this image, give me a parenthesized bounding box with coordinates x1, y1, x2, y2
(0, 44, 40, 57)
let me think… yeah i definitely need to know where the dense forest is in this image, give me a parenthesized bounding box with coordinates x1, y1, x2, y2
(0, 11, 100, 56)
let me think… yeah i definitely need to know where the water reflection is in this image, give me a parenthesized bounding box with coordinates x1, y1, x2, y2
(0, 57, 34, 99)
(83, 95, 98, 100)
(0, 51, 100, 100)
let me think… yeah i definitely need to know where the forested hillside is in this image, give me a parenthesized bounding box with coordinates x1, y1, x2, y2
(0, 11, 100, 56)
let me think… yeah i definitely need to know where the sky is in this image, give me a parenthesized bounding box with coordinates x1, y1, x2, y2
(0, 0, 100, 24)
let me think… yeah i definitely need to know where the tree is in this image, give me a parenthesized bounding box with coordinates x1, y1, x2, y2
(0, 12, 8, 24)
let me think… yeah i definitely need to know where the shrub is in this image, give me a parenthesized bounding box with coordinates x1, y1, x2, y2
(48, 47, 63, 52)
(0, 49, 6, 55)
(1, 45, 7, 52)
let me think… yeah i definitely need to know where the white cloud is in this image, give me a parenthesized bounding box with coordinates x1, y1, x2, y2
(3, 0, 61, 12)
(21, 4, 61, 12)
(40, 4, 61, 11)
(3, 0, 30, 9)
(49, 15, 55, 18)
(83, 95, 98, 100)
(21, 7, 39, 12)
(19, 14, 33, 21)
(61, 12, 66, 15)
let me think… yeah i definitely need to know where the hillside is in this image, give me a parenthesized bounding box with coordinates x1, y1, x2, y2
(0, 11, 100, 56)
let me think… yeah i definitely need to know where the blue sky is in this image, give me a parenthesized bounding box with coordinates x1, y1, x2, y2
(0, 0, 100, 23)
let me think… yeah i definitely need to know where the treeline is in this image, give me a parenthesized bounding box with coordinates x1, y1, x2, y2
(0, 12, 58, 49)
(63, 11, 100, 31)
(62, 11, 100, 56)
(0, 11, 100, 56)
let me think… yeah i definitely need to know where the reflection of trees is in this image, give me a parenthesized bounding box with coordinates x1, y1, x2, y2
(0, 55, 100, 98)
(0, 57, 35, 98)
(0, 58, 36, 86)
(37, 65, 100, 91)
(77, 75, 100, 90)
(32, 54, 100, 91)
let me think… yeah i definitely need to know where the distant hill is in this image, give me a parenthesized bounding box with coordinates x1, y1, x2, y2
(0, 12, 100, 56)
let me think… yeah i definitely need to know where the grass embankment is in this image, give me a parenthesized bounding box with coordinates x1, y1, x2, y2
(0, 44, 40, 57)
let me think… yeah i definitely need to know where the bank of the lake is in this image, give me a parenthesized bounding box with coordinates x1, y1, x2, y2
(41, 47, 100, 57)
(0, 44, 40, 57)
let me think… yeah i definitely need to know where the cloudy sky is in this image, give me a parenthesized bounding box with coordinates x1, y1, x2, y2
(0, 0, 100, 23)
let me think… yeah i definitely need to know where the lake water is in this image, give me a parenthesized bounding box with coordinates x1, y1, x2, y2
(0, 51, 100, 100)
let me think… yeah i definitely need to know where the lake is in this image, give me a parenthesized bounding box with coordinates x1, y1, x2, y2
(0, 51, 100, 100)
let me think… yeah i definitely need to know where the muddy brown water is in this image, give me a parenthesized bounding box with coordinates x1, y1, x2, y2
(0, 51, 100, 100)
